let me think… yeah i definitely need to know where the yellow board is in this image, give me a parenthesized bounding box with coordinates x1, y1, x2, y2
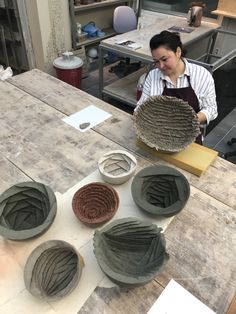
(136, 140, 218, 177)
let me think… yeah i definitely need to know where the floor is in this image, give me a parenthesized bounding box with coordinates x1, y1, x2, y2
(81, 59, 236, 164)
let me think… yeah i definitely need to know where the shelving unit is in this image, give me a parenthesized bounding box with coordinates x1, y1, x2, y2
(69, 0, 132, 49)
(0, 0, 30, 73)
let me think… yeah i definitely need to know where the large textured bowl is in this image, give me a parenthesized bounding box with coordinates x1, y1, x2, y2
(24, 240, 83, 300)
(131, 165, 190, 217)
(72, 182, 119, 226)
(0, 181, 57, 240)
(98, 150, 137, 185)
(134, 95, 200, 152)
(93, 217, 169, 286)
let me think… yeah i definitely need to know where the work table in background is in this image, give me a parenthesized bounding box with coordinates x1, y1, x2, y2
(0, 69, 235, 314)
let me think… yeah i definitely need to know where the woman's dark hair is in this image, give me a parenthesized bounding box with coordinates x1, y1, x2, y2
(150, 31, 183, 53)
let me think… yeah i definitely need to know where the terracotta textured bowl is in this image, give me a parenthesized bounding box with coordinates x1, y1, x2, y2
(24, 240, 83, 300)
(0, 181, 57, 240)
(93, 217, 169, 286)
(134, 95, 200, 152)
(98, 150, 137, 185)
(131, 165, 190, 217)
(72, 182, 119, 226)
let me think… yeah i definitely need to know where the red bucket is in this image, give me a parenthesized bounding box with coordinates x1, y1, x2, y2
(53, 51, 83, 89)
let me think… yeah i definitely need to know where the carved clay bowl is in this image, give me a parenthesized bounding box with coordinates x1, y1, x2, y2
(72, 182, 119, 226)
(0, 181, 57, 240)
(134, 95, 200, 152)
(93, 217, 169, 286)
(131, 165, 190, 217)
(98, 150, 137, 185)
(24, 240, 84, 300)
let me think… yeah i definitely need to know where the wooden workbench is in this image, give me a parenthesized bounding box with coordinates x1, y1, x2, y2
(1, 69, 236, 314)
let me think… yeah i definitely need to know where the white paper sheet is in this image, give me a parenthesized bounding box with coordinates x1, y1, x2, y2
(147, 279, 216, 314)
(62, 105, 112, 132)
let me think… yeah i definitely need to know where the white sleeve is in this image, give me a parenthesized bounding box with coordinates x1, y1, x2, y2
(197, 69, 218, 124)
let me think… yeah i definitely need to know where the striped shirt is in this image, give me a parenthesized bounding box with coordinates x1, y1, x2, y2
(136, 59, 218, 125)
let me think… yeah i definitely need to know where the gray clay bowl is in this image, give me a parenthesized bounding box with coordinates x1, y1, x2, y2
(0, 181, 57, 240)
(72, 182, 119, 226)
(93, 217, 169, 286)
(24, 240, 84, 300)
(134, 95, 200, 152)
(131, 165, 190, 217)
(98, 150, 137, 185)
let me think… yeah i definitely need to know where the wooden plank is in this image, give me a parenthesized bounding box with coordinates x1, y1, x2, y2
(8, 69, 124, 117)
(211, 10, 236, 19)
(136, 140, 219, 177)
(0, 81, 150, 194)
(79, 281, 164, 314)
(226, 294, 236, 314)
(157, 185, 236, 314)
(214, 0, 236, 14)
(0, 154, 30, 193)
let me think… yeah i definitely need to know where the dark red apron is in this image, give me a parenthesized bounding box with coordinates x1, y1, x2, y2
(162, 76, 202, 145)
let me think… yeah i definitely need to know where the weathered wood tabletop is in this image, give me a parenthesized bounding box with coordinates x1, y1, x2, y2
(1, 70, 236, 314)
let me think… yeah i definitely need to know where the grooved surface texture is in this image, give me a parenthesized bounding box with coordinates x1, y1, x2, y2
(134, 96, 200, 152)
(93, 217, 169, 286)
(72, 182, 119, 226)
(0, 181, 57, 240)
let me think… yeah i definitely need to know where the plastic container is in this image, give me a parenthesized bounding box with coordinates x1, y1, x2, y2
(53, 51, 83, 89)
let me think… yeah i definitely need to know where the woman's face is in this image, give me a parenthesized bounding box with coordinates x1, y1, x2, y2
(151, 45, 181, 76)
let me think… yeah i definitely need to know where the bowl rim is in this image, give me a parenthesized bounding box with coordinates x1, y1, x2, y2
(0, 181, 57, 240)
(98, 149, 137, 179)
(131, 165, 190, 216)
(134, 95, 200, 152)
(72, 182, 119, 225)
(24, 239, 82, 300)
(93, 217, 169, 285)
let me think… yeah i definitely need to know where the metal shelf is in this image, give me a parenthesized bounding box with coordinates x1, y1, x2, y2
(75, 27, 116, 48)
(69, 0, 133, 49)
(74, 0, 128, 12)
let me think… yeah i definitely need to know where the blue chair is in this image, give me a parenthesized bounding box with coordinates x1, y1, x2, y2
(109, 6, 141, 77)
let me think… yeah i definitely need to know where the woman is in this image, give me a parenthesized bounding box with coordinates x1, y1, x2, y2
(136, 30, 218, 144)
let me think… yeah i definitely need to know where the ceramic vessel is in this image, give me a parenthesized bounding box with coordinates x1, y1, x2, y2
(0, 181, 57, 240)
(98, 150, 137, 185)
(131, 165, 190, 217)
(93, 217, 169, 286)
(24, 240, 83, 300)
(134, 95, 200, 152)
(72, 182, 119, 226)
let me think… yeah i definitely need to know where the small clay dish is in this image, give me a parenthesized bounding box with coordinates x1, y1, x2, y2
(93, 217, 169, 286)
(24, 240, 84, 300)
(131, 165, 190, 217)
(0, 181, 57, 240)
(72, 182, 119, 226)
(98, 150, 137, 185)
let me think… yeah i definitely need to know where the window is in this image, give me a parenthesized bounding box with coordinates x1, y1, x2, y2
(142, 0, 219, 19)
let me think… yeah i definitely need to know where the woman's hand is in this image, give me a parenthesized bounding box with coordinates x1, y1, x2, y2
(197, 112, 207, 124)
